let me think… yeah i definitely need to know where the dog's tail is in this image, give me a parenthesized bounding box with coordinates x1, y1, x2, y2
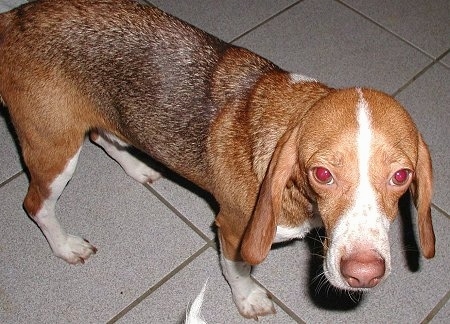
(185, 279, 208, 324)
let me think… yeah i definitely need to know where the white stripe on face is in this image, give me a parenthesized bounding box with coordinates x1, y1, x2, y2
(356, 88, 372, 197)
(323, 89, 391, 290)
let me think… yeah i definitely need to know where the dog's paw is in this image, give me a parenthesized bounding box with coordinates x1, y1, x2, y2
(234, 285, 276, 320)
(123, 160, 161, 184)
(53, 235, 97, 265)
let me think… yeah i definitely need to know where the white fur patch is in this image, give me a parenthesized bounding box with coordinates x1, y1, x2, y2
(92, 132, 161, 183)
(34, 148, 97, 264)
(220, 256, 275, 319)
(50, 148, 81, 199)
(290, 73, 317, 83)
(323, 88, 391, 290)
(274, 215, 323, 243)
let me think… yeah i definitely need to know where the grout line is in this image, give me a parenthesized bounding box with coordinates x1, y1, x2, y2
(335, 0, 439, 62)
(421, 289, 450, 323)
(144, 183, 213, 243)
(229, 1, 302, 44)
(434, 48, 450, 63)
(393, 48, 450, 97)
(432, 203, 450, 220)
(107, 242, 213, 323)
(0, 170, 24, 188)
(144, 182, 305, 322)
(252, 276, 306, 323)
(392, 60, 437, 97)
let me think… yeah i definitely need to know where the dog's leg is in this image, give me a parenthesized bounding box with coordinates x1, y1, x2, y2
(23, 146, 97, 264)
(90, 130, 161, 184)
(220, 255, 276, 319)
(217, 215, 276, 319)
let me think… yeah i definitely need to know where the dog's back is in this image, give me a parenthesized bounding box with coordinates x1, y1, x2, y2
(0, 0, 281, 185)
(1, 1, 210, 171)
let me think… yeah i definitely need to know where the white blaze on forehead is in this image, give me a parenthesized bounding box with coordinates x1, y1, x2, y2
(323, 88, 391, 290)
(356, 87, 373, 205)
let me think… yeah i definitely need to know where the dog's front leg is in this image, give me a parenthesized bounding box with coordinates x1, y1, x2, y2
(217, 217, 276, 320)
(220, 256, 275, 320)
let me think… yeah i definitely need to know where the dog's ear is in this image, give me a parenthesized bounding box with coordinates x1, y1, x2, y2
(410, 134, 435, 259)
(241, 126, 300, 265)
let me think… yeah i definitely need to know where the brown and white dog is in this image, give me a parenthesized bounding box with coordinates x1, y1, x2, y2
(0, 0, 435, 320)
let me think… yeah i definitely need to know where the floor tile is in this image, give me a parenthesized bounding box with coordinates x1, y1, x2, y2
(149, 0, 297, 42)
(440, 52, 450, 68)
(396, 63, 450, 214)
(0, 4, 10, 11)
(430, 295, 450, 323)
(151, 177, 217, 239)
(253, 208, 450, 323)
(119, 247, 298, 323)
(0, 114, 22, 183)
(0, 142, 205, 323)
(342, 0, 450, 59)
(0, 0, 448, 322)
(2, 0, 26, 8)
(233, 0, 431, 94)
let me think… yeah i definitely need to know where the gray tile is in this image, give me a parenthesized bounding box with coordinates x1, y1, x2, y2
(233, 0, 431, 93)
(0, 4, 11, 12)
(2, 0, 26, 8)
(253, 208, 450, 323)
(0, 142, 205, 323)
(151, 178, 217, 239)
(396, 64, 450, 214)
(0, 114, 22, 183)
(149, 0, 297, 42)
(342, 0, 450, 59)
(430, 296, 450, 324)
(440, 52, 450, 68)
(120, 247, 298, 323)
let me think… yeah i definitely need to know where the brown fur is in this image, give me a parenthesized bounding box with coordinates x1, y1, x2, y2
(0, 0, 434, 270)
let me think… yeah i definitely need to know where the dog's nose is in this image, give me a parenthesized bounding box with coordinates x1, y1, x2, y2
(340, 250, 385, 289)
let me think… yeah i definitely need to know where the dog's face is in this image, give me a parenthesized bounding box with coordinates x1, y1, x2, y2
(241, 88, 434, 290)
(300, 88, 433, 290)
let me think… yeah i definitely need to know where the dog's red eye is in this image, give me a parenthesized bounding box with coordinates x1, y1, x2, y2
(390, 169, 410, 186)
(313, 167, 334, 185)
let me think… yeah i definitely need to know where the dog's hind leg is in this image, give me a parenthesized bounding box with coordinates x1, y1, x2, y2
(17, 131, 97, 264)
(3, 75, 99, 264)
(90, 130, 161, 184)
(24, 145, 97, 264)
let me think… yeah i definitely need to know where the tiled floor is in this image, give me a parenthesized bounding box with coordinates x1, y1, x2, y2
(1, 0, 449, 323)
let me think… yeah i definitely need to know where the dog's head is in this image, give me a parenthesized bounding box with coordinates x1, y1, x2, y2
(241, 88, 434, 290)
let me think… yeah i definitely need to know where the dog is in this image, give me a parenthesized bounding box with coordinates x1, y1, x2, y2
(0, 0, 435, 320)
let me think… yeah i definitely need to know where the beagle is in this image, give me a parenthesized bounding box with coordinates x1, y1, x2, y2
(0, 0, 435, 320)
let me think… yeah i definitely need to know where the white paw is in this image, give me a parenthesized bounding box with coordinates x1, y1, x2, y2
(53, 235, 97, 265)
(123, 160, 161, 184)
(233, 285, 276, 320)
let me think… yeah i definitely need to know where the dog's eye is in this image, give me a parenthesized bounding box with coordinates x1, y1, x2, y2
(313, 167, 334, 185)
(390, 169, 411, 186)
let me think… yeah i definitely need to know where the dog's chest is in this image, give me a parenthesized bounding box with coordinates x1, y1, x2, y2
(273, 215, 323, 243)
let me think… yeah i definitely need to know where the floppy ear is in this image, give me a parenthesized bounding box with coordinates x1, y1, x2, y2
(410, 134, 435, 259)
(241, 126, 300, 265)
